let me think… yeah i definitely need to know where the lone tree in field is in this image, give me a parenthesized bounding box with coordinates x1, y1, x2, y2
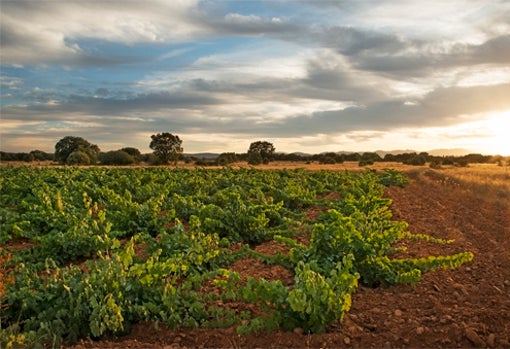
(54, 136, 100, 164)
(150, 132, 183, 164)
(247, 141, 275, 165)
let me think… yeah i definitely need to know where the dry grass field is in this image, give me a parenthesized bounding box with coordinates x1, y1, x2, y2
(438, 163, 510, 200)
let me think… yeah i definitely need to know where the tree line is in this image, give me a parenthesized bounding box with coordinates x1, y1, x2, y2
(0, 132, 507, 167)
(0, 133, 276, 166)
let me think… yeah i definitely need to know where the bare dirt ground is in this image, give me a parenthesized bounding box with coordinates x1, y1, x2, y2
(61, 164, 509, 348)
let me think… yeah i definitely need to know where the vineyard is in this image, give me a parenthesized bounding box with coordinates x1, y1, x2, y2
(0, 166, 477, 348)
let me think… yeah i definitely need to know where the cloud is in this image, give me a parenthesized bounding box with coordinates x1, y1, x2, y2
(222, 13, 288, 30)
(304, 26, 510, 79)
(242, 82, 510, 137)
(304, 33, 509, 82)
(285, 2, 510, 79)
(204, 12, 301, 36)
(468, 34, 510, 64)
(4, 0, 506, 79)
(0, 0, 205, 66)
(141, 47, 386, 109)
(299, 50, 388, 103)
(317, 26, 407, 56)
(4, 80, 508, 147)
(2, 0, 510, 154)
(1, 90, 220, 121)
(0, 15, 85, 66)
(0, 0, 302, 67)
(0, 76, 23, 90)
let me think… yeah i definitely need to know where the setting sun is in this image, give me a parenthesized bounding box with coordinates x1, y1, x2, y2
(484, 110, 510, 156)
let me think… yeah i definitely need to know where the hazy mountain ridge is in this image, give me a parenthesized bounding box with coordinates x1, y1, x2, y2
(186, 148, 474, 159)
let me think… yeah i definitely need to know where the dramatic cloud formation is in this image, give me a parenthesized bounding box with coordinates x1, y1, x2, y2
(1, 0, 510, 155)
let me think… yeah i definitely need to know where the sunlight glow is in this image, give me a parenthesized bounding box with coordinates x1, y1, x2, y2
(484, 110, 510, 156)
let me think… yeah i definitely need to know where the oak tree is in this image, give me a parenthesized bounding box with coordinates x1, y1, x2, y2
(150, 132, 183, 164)
(247, 141, 275, 165)
(54, 136, 100, 164)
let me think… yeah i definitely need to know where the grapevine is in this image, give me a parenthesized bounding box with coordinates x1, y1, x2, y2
(0, 166, 473, 346)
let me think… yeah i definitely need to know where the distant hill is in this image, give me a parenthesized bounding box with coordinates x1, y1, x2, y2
(185, 153, 219, 159)
(375, 149, 416, 157)
(428, 148, 473, 156)
(288, 152, 312, 157)
(373, 149, 473, 157)
(183, 148, 474, 160)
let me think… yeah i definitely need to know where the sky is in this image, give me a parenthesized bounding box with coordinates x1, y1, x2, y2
(1, 0, 510, 155)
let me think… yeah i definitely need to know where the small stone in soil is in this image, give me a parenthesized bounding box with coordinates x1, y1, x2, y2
(465, 327, 486, 347)
(487, 333, 496, 348)
(499, 339, 510, 346)
(293, 327, 304, 335)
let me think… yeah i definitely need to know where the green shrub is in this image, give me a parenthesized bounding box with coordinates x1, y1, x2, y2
(66, 151, 91, 165)
(99, 150, 136, 165)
